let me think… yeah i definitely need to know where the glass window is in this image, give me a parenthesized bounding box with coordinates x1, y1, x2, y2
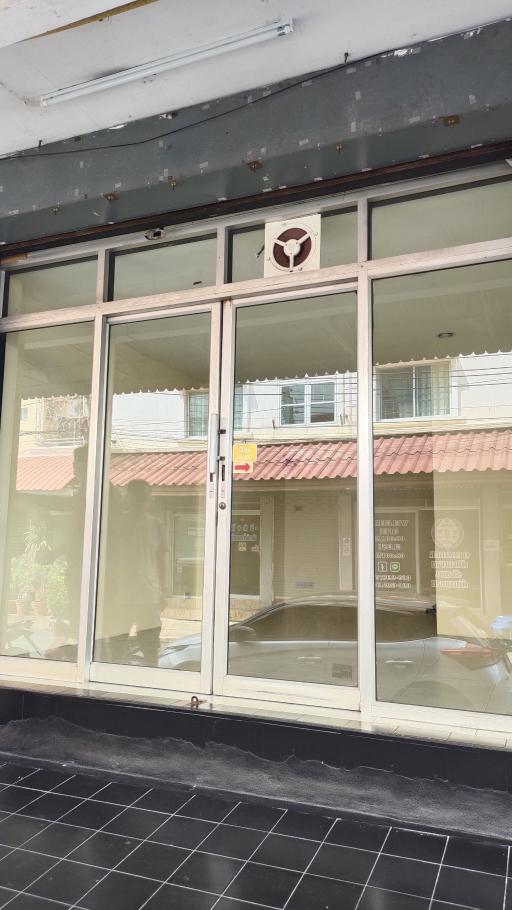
(373, 259, 512, 714)
(371, 179, 512, 259)
(0, 323, 94, 661)
(94, 312, 211, 671)
(228, 210, 357, 281)
(112, 235, 217, 300)
(228, 292, 358, 687)
(6, 259, 97, 316)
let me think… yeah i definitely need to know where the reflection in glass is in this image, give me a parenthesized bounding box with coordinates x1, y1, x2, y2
(112, 236, 217, 300)
(0, 324, 94, 660)
(94, 313, 211, 670)
(227, 293, 358, 686)
(7, 259, 97, 316)
(371, 179, 512, 259)
(373, 260, 512, 713)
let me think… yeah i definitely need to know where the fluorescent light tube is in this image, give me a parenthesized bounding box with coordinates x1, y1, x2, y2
(40, 19, 294, 107)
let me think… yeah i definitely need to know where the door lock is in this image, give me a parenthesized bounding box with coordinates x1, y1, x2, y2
(219, 502, 227, 510)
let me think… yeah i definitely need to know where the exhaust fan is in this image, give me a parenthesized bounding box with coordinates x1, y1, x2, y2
(264, 214, 321, 277)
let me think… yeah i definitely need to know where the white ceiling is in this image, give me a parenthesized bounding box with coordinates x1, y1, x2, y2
(0, 0, 511, 157)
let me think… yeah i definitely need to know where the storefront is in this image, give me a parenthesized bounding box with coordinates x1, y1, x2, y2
(1, 165, 512, 732)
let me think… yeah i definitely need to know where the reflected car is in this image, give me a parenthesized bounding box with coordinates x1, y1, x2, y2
(159, 595, 512, 713)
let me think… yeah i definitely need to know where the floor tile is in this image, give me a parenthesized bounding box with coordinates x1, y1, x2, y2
(369, 854, 438, 898)
(226, 803, 284, 832)
(179, 794, 237, 823)
(24, 822, 93, 857)
(54, 775, 107, 799)
(132, 787, 193, 815)
(309, 842, 377, 883)
(199, 823, 265, 860)
(273, 810, 333, 842)
(327, 817, 389, 852)
(117, 841, 189, 881)
(0, 787, 43, 813)
(143, 883, 218, 909)
(61, 800, 122, 830)
(252, 833, 319, 871)
(506, 879, 512, 910)
(6, 894, 70, 910)
(287, 873, 362, 909)
(434, 865, 506, 909)
(78, 870, 159, 909)
(358, 886, 429, 908)
(92, 782, 149, 806)
(22, 792, 83, 822)
(150, 816, 215, 849)
(225, 861, 300, 907)
(0, 815, 48, 847)
(104, 807, 167, 839)
(216, 901, 270, 910)
(171, 851, 243, 894)
(0, 849, 55, 891)
(69, 831, 141, 868)
(0, 765, 37, 785)
(19, 769, 72, 792)
(27, 857, 105, 904)
(444, 835, 508, 875)
(384, 827, 447, 863)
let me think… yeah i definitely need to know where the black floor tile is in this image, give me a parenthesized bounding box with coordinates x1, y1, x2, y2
(432, 904, 477, 910)
(309, 842, 377, 883)
(358, 886, 430, 909)
(150, 816, 215, 849)
(327, 817, 389, 852)
(0, 765, 37, 785)
(61, 799, 122, 830)
(104, 807, 165, 839)
(54, 775, 107, 799)
(92, 782, 149, 806)
(0, 849, 55, 891)
(129, 787, 192, 815)
(22, 792, 83, 822)
(78, 870, 159, 910)
(179, 794, 237, 823)
(20, 769, 72, 792)
(369, 854, 438, 898)
(216, 901, 269, 910)
(6, 894, 70, 910)
(25, 822, 93, 857)
(171, 851, 243, 894)
(0, 815, 48, 847)
(434, 865, 506, 909)
(143, 883, 218, 909)
(287, 873, 362, 909)
(69, 831, 141, 868)
(444, 835, 509, 876)
(226, 802, 284, 832)
(200, 823, 265, 860)
(225, 861, 300, 907)
(0, 786, 43, 813)
(273, 810, 333, 842)
(384, 827, 447, 863)
(252, 833, 319, 871)
(117, 841, 189, 881)
(27, 858, 105, 904)
(506, 879, 512, 910)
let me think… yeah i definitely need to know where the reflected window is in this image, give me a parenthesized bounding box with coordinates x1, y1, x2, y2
(280, 380, 336, 426)
(376, 363, 450, 420)
(187, 391, 208, 437)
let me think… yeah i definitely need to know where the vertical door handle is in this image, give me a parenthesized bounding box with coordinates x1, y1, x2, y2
(208, 413, 220, 478)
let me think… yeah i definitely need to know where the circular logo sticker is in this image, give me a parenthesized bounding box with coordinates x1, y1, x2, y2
(431, 517, 464, 550)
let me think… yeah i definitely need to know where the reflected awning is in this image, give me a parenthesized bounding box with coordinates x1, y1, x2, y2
(15, 429, 512, 491)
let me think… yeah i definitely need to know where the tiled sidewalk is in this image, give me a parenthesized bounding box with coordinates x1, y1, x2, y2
(0, 762, 505, 909)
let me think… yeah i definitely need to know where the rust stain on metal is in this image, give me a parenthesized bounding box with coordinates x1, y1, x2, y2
(102, 192, 120, 202)
(443, 114, 461, 127)
(247, 159, 263, 172)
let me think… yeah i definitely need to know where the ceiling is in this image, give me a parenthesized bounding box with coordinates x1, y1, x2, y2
(1, 0, 512, 157)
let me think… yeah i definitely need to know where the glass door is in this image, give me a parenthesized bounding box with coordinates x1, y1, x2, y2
(214, 289, 360, 709)
(90, 304, 220, 693)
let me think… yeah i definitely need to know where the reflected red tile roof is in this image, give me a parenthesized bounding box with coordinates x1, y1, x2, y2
(15, 430, 512, 491)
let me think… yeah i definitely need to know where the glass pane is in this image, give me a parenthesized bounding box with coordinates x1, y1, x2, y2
(228, 292, 358, 686)
(112, 236, 217, 300)
(373, 259, 512, 714)
(7, 260, 97, 316)
(320, 210, 358, 267)
(94, 312, 211, 670)
(230, 227, 265, 281)
(0, 323, 94, 661)
(377, 369, 413, 420)
(372, 179, 512, 259)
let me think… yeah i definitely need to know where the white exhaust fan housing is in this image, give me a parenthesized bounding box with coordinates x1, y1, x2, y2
(264, 214, 321, 277)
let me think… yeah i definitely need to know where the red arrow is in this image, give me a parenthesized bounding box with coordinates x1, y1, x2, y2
(234, 463, 251, 472)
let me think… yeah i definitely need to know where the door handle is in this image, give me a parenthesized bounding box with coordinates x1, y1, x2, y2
(208, 413, 219, 478)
